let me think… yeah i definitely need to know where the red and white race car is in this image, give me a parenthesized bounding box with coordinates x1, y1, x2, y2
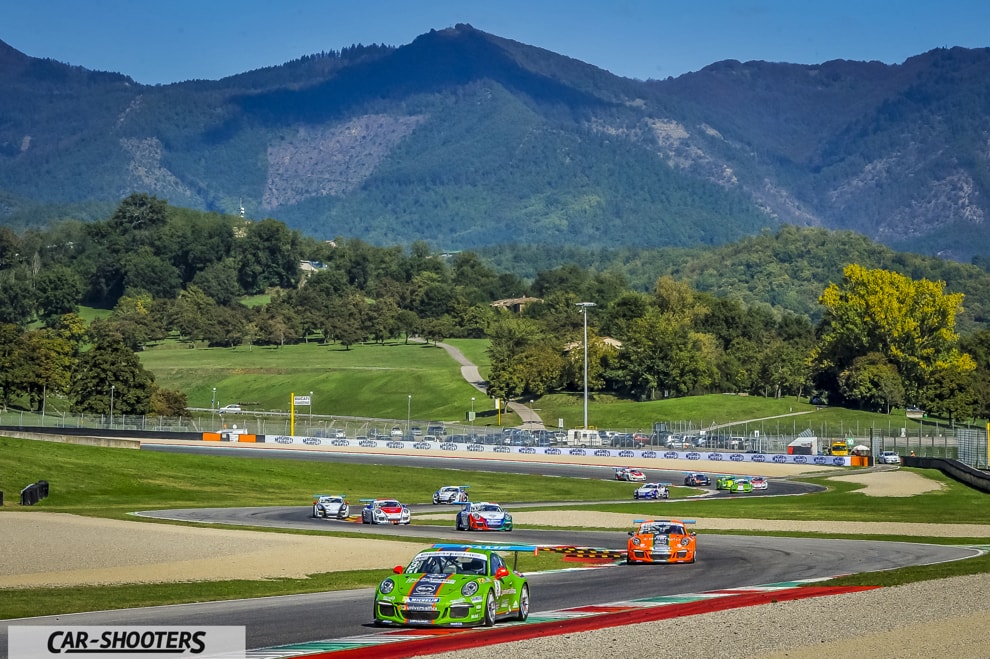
(750, 476, 769, 490)
(360, 498, 411, 525)
(614, 467, 647, 482)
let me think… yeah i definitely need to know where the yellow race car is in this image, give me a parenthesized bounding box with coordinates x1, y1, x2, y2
(626, 519, 697, 564)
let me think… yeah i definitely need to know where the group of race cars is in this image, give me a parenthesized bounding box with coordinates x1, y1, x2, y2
(372, 516, 699, 627)
(311, 485, 512, 531)
(313, 471, 763, 628)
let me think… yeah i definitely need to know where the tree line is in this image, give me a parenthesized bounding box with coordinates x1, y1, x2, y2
(0, 194, 987, 423)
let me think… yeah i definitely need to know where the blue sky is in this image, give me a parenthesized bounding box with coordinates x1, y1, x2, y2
(1, 1, 988, 85)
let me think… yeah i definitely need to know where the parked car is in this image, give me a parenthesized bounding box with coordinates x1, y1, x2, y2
(877, 451, 902, 465)
(390, 426, 403, 437)
(219, 404, 241, 413)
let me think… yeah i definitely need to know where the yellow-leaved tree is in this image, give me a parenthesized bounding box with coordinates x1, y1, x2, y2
(811, 264, 975, 414)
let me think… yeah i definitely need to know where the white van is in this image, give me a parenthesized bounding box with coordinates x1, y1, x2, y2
(564, 429, 603, 447)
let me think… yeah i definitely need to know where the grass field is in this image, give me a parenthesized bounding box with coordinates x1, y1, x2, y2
(132, 337, 963, 439)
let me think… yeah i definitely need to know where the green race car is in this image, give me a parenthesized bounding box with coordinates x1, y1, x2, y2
(730, 478, 754, 493)
(715, 475, 737, 490)
(374, 544, 530, 627)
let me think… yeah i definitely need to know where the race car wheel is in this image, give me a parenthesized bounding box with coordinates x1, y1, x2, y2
(516, 584, 530, 621)
(689, 550, 697, 564)
(483, 592, 496, 627)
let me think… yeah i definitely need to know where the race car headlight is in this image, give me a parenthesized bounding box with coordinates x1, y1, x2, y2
(461, 581, 479, 597)
(631, 537, 642, 546)
(379, 578, 395, 594)
(680, 537, 691, 547)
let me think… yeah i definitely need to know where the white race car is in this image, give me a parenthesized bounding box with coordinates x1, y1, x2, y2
(633, 483, 669, 500)
(614, 467, 647, 482)
(433, 485, 470, 504)
(312, 494, 350, 519)
(360, 498, 411, 525)
(749, 476, 769, 490)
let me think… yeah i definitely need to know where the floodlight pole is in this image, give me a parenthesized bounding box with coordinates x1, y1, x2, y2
(576, 302, 596, 430)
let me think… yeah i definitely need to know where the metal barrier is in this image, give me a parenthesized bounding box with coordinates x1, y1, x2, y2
(18, 481, 50, 506)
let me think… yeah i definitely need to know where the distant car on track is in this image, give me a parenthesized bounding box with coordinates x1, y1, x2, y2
(614, 467, 646, 482)
(455, 502, 513, 531)
(633, 483, 669, 500)
(361, 498, 411, 525)
(433, 485, 470, 505)
(312, 494, 350, 519)
(683, 472, 711, 487)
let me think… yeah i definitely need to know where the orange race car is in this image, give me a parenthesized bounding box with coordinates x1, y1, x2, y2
(626, 519, 697, 564)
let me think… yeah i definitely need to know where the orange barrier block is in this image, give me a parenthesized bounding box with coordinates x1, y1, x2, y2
(237, 435, 257, 443)
(202, 433, 222, 442)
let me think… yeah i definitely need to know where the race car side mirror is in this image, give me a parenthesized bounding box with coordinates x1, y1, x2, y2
(495, 566, 509, 580)
(628, 531, 635, 536)
(393, 565, 403, 574)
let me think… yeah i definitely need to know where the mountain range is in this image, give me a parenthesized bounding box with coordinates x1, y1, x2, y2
(1, 24, 989, 260)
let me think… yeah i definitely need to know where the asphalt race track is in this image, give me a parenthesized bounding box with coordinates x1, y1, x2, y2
(1, 444, 975, 655)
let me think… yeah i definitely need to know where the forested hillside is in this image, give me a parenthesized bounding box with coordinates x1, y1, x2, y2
(1, 27, 990, 259)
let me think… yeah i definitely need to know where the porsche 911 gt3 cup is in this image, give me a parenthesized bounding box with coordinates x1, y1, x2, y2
(374, 545, 530, 627)
(312, 494, 350, 519)
(361, 498, 412, 525)
(433, 485, 470, 504)
(613, 467, 646, 482)
(626, 518, 697, 564)
(683, 472, 711, 486)
(633, 483, 669, 500)
(455, 502, 513, 531)
(749, 476, 769, 490)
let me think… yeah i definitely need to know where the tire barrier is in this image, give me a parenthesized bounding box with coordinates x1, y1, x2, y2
(19, 481, 50, 506)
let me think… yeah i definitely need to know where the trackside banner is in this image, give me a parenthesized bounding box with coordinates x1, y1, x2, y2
(8, 626, 245, 659)
(256, 435, 852, 466)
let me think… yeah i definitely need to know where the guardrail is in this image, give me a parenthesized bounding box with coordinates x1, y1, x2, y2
(903, 455, 990, 493)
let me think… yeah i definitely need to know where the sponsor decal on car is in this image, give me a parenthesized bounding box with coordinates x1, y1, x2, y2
(387, 441, 404, 449)
(618, 450, 635, 458)
(413, 442, 431, 450)
(594, 449, 611, 457)
(772, 454, 788, 463)
(519, 447, 536, 454)
(359, 439, 378, 448)
(751, 453, 766, 462)
(273, 436, 293, 444)
(686, 452, 701, 460)
(467, 444, 485, 452)
(331, 439, 350, 447)
(729, 453, 744, 461)
(303, 437, 322, 445)
(440, 443, 458, 451)
(543, 448, 562, 455)
(568, 448, 587, 456)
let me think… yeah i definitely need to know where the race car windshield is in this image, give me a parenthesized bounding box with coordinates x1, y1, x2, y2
(406, 553, 488, 575)
(378, 500, 400, 507)
(476, 504, 501, 512)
